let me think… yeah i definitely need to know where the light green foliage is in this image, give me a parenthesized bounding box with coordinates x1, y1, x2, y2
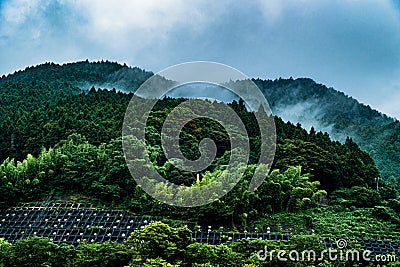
(0, 238, 11, 267)
(75, 240, 132, 267)
(126, 221, 194, 265)
(0, 62, 398, 266)
(253, 205, 400, 240)
(185, 242, 244, 267)
(8, 236, 73, 267)
(140, 257, 180, 267)
(330, 186, 381, 207)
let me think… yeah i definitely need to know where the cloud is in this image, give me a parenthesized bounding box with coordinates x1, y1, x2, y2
(1, 0, 39, 24)
(0, 0, 227, 71)
(0, 0, 399, 118)
(71, 0, 216, 46)
(1, 0, 42, 39)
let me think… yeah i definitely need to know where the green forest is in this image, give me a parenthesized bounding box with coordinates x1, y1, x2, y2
(0, 61, 400, 266)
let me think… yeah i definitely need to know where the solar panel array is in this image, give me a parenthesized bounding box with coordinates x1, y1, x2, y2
(0, 202, 290, 246)
(3, 201, 398, 257)
(0, 202, 152, 244)
(193, 231, 289, 245)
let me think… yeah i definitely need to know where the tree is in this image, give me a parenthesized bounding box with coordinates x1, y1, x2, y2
(126, 221, 194, 265)
(76, 240, 132, 267)
(185, 242, 244, 267)
(0, 238, 11, 267)
(8, 236, 73, 267)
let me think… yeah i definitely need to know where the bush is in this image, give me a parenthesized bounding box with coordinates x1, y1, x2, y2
(388, 198, 400, 213)
(330, 186, 381, 207)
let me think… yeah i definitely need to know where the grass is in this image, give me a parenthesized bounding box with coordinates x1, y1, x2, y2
(252, 205, 400, 240)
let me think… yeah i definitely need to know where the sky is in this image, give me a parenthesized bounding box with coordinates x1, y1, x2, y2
(1, 0, 400, 118)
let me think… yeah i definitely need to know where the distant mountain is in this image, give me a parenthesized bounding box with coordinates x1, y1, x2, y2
(0, 60, 153, 91)
(1, 61, 398, 181)
(253, 78, 400, 181)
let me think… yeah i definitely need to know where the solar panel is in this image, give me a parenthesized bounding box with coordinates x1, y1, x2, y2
(1, 202, 293, 246)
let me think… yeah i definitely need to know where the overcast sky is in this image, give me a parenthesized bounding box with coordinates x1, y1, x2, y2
(1, 0, 400, 118)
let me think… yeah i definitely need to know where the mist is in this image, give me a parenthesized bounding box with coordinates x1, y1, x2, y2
(164, 83, 239, 103)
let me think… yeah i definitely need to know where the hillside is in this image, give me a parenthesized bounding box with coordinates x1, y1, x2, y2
(1, 61, 400, 266)
(1, 61, 399, 182)
(0, 60, 382, 208)
(254, 78, 400, 182)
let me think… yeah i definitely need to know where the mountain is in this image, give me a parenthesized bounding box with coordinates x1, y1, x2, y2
(253, 78, 400, 181)
(0, 75, 381, 218)
(0, 61, 399, 182)
(1, 60, 400, 267)
(0, 60, 152, 90)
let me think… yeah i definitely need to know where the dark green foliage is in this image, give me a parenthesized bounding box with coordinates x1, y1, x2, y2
(8, 236, 75, 267)
(126, 221, 194, 265)
(0, 60, 152, 90)
(253, 77, 400, 181)
(76, 240, 133, 267)
(0, 82, 385, 224)
(0, 236, 131, 267)
(371, 206, 396, 221)
(274, 120, 379, 192)
(388, 198, 400, 213)
(0, 61, 151, 162)
(0, 61, 398, 266)
(0, 89, 379, 191)
(185, 242, 244, 267)
(1, 62, 399, 181)
(0, 220, 385, 266)
(330, 186, 381, 207)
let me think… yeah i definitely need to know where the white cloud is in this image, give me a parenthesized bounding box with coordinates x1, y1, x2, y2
(1, 0, 39, 24)
(257, 0, 285, 23)
(0, 0, 44, 39)
(69, 0, 224, 49)
(0, 0, 399, 118)
(0, 0, 228, 74)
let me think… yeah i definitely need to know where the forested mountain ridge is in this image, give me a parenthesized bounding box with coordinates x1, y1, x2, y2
(2, 61, 400, 266)
(254, 78, 400, 181)
(0, 60, 152, 91)
(1, 60, 399, 182)
(0, 88, 384, 222)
